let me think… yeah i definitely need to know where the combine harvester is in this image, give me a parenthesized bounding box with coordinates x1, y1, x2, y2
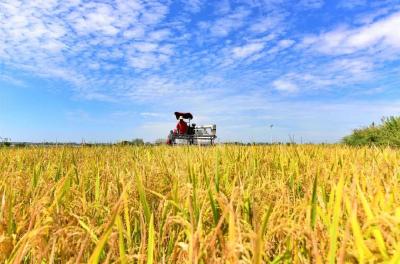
(167, 112, 217, 145)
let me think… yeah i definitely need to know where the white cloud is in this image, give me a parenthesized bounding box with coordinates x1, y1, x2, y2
(158, 44, 175, 55)
(249, 14, 285, 33)
(148, 29, 171, 41)
(268, 39, 295, 53)
(232, 42, 265, 58)
(123, 27, 145, 39)
(133, 42, 159, 53)
(269, 58, 374, 94)
(272, 79, 298, 93)
(355, 7, 399, 24)
(278, 39, 295, 48)
(71, 3, 119, 36)
(331, 58, 374, 76)
(88, 63, 100, 70)
(214, 0, 231, 15)
(140, 2, 169, 25)
(302, 11, 400, 55)
(127, 54, 158, 69)
(0, 74, 26, 87)
(209, 7, 250, 37)
(183, 0, 203, 13)
(297, 74, 335, 87)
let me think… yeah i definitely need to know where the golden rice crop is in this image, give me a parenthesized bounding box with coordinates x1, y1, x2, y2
(0, 145, 399, 263)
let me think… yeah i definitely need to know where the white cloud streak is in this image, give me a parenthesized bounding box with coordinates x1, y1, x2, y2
(272, 79, 298, 93)
(232, 42, 265, 58)
(301, 11, 400, 55)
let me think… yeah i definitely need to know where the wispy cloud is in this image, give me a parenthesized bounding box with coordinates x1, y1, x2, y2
(208, 7, 250, 37)
(301, 11, 400, 55)
(267, 39, 295, 54)
(183, 0, 204, 13)
(272, 79, 298, 93)
(0, 74, 26, 87)
(232, 42, 265, 58)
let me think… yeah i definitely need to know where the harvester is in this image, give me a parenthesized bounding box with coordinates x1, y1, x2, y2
(167, 112, 217, 145)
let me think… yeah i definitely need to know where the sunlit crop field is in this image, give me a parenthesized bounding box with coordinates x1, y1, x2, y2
(0, 145, 399, 263)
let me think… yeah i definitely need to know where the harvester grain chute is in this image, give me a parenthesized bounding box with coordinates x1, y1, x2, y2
(167, 112, 217, 145)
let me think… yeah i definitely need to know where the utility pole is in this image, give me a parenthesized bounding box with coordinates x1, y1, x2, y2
(269, 124, 273, 144)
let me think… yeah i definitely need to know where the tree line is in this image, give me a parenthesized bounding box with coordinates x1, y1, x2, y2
(343, 116, 400, 147)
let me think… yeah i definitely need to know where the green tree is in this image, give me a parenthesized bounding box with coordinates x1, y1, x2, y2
(343, 116, 400, 147)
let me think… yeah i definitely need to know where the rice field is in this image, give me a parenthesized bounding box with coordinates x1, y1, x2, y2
(0, 145, 399, 263)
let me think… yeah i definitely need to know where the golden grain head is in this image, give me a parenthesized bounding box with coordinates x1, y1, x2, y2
(0, 145, 399, 263)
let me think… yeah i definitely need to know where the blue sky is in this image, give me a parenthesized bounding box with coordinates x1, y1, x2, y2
(1, 0, 400, 143)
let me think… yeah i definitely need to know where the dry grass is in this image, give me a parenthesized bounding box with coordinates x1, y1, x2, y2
(0, 145, 399, 263)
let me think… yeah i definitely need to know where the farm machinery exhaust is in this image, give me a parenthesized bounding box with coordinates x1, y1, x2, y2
(167, 112, 217, 145)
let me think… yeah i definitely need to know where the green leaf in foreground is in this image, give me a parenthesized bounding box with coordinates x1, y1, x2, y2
(147, 213, 155, 264)
(135, 172, 151, 224)
(310, 176, 318, 230)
